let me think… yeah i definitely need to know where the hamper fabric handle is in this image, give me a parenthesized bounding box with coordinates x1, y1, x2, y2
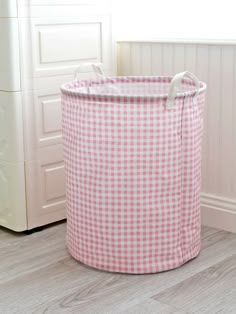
(74, 63, 105, 80)
(166, 71, 200, 109)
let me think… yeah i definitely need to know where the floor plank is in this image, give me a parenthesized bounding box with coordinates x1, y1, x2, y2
(0, 223, 236, 314)
(201, 225, 220, 237)
(119, 298, 190, 314)
(16, 229, 236, 314)
(0, 226, 25, 247)
(0, 222, 68, 283)
(153, 254, 236, 314)
(0, 257, 111, 314)
(201, 225, 236, 250)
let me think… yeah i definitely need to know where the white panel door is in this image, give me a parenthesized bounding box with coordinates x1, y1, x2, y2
(23, 89, 63, 161)
(25, 144, 66, 229)
(39, 24, 101, 64)
(19, 15, 113, 87)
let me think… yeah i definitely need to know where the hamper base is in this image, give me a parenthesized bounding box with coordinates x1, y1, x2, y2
(67, 243, 201, 274)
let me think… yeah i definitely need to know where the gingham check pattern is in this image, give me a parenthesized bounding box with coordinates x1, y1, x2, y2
(61, 76, 206, 274)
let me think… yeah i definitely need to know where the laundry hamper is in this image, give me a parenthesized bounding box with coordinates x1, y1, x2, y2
(61, 66, 207, 274)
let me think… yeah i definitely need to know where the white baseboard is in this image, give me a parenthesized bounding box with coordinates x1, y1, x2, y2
(201, 193, 236, 233)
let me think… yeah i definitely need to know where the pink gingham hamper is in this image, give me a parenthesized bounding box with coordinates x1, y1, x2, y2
(61, 65, 207, 274)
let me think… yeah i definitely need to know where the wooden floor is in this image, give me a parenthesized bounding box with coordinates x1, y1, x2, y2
(1, 222, 236, 314)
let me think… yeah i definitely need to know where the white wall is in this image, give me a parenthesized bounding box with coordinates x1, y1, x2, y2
(118, 41, 236, 233)
(113, 1, 236, 41)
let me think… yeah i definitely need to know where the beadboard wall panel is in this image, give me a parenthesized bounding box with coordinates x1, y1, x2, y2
(118, 41, 236, 233)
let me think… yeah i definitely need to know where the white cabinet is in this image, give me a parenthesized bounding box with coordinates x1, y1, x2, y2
(0, 19, 21, 91)
(0, 0, 115, 231)
(0, 0, 18, 17)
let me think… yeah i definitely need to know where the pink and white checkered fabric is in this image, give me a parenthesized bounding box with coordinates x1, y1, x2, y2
(61, 76, 206, 274)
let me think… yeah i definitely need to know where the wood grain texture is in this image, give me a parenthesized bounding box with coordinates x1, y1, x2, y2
(201, 225, 236, 250)
(0, 223, 236, 314)
(120, 299, 190, 314)
(153, 255, 236, 314)
(0, 226, 25, 246)
(0, 222, 68, 283)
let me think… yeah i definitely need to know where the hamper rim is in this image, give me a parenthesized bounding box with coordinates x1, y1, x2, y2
(60, 76, 207, 102)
